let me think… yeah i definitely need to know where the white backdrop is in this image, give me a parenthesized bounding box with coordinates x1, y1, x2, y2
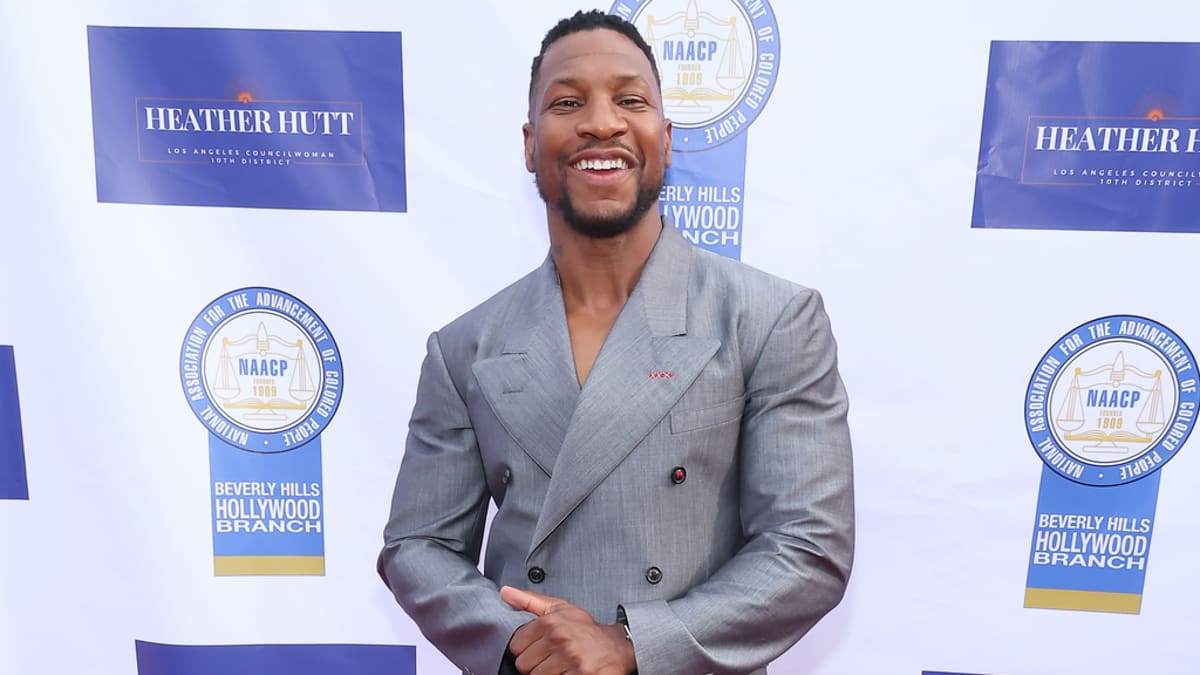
(2, 1, 1199, 674)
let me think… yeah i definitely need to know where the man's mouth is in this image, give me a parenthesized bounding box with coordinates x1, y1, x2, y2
(571, 157, 630, 171)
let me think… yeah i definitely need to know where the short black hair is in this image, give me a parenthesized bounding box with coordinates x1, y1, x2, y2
(528, 10, 661, 105)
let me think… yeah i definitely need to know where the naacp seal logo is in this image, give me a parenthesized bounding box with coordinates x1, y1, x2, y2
(1026, 316, 1198, 486)
(612, 0, 780, 150)
(181, 288, 343, 453)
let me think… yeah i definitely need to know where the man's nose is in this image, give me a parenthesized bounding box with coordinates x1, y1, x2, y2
(577, 100, 628, 139)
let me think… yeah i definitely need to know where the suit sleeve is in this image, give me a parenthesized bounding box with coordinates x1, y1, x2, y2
(378, 331, 532, 675)
(621, 288, 855, 675)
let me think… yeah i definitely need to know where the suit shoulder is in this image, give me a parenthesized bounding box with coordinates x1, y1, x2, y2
(688, 244, 813, 312)
(684, 245, 833, 370)
(431, 265, 543, 355)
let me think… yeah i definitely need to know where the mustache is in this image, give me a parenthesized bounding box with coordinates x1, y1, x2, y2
(568, 140, 641, 161)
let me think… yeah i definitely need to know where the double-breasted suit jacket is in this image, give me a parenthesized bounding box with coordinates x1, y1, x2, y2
(379, 223, 854, 675)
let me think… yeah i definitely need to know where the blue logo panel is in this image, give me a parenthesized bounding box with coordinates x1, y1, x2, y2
(209, 437, 324, 558)
(135, 641, 415, 675)
(88, 27, 406, 212)
(0, 346, 28, 500)
(1026, 467, 1159, 597)
(1023, 316, 1197, 613)
(974, 41, 1200, 232)
(181, 288, 343, 575)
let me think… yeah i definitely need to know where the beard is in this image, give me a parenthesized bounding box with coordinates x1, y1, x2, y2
(535, 151, 663, 239)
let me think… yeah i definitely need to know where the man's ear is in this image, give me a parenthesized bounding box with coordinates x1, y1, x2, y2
(523, 122, 535, 173)
(663, 118, 673, 168)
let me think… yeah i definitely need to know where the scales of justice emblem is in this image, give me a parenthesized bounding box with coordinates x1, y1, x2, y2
(1051, 345, 1173, 465)
(207, 319, 318, 431)
(633, 0, 753, 127)
(183, 288, 341, 453)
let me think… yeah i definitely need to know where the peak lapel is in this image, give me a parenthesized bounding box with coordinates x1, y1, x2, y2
(530, 225, 721, 553)
(472, 260, 578, 476)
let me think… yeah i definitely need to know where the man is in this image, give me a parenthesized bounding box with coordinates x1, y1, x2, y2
(378, 10, 853, 675)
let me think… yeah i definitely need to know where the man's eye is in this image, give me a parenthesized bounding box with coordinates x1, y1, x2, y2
(552, 99, 581, 109)
(619, 97, 647, 107)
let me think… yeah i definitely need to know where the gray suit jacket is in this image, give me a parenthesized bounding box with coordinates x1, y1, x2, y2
(379, 224, 854, 675)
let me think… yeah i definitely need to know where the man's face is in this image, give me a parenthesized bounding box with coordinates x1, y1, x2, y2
(524, 28, 672, 239)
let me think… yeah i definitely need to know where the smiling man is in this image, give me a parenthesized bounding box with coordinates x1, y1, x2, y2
(379, 10, 854, 675)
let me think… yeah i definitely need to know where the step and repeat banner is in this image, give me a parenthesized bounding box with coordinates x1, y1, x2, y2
(3, 1, 1200, 674)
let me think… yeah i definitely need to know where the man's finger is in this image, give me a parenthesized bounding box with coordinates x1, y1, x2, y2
(500, 585, 564, 616)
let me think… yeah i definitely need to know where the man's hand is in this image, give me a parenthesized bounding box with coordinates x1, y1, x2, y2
(500, 586, 636, 675)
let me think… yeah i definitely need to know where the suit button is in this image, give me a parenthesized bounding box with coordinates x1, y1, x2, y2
(645, 566, 662, 584)
(502, 468, 512, 484)
(671, 466, 686, 484)
(528, 566, 545, 584)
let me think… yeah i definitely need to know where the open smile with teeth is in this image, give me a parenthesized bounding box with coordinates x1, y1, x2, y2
(572, 158, 630, 171)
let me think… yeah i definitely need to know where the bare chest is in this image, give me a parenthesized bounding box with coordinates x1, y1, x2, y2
(566, 308, 621, 386)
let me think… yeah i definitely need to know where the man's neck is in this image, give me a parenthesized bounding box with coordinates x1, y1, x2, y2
(548, 211, 662, 313)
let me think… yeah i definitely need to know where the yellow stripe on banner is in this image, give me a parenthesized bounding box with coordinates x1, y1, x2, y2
(1024, 587, 1141, 614)
(213, 556, 325, 576)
